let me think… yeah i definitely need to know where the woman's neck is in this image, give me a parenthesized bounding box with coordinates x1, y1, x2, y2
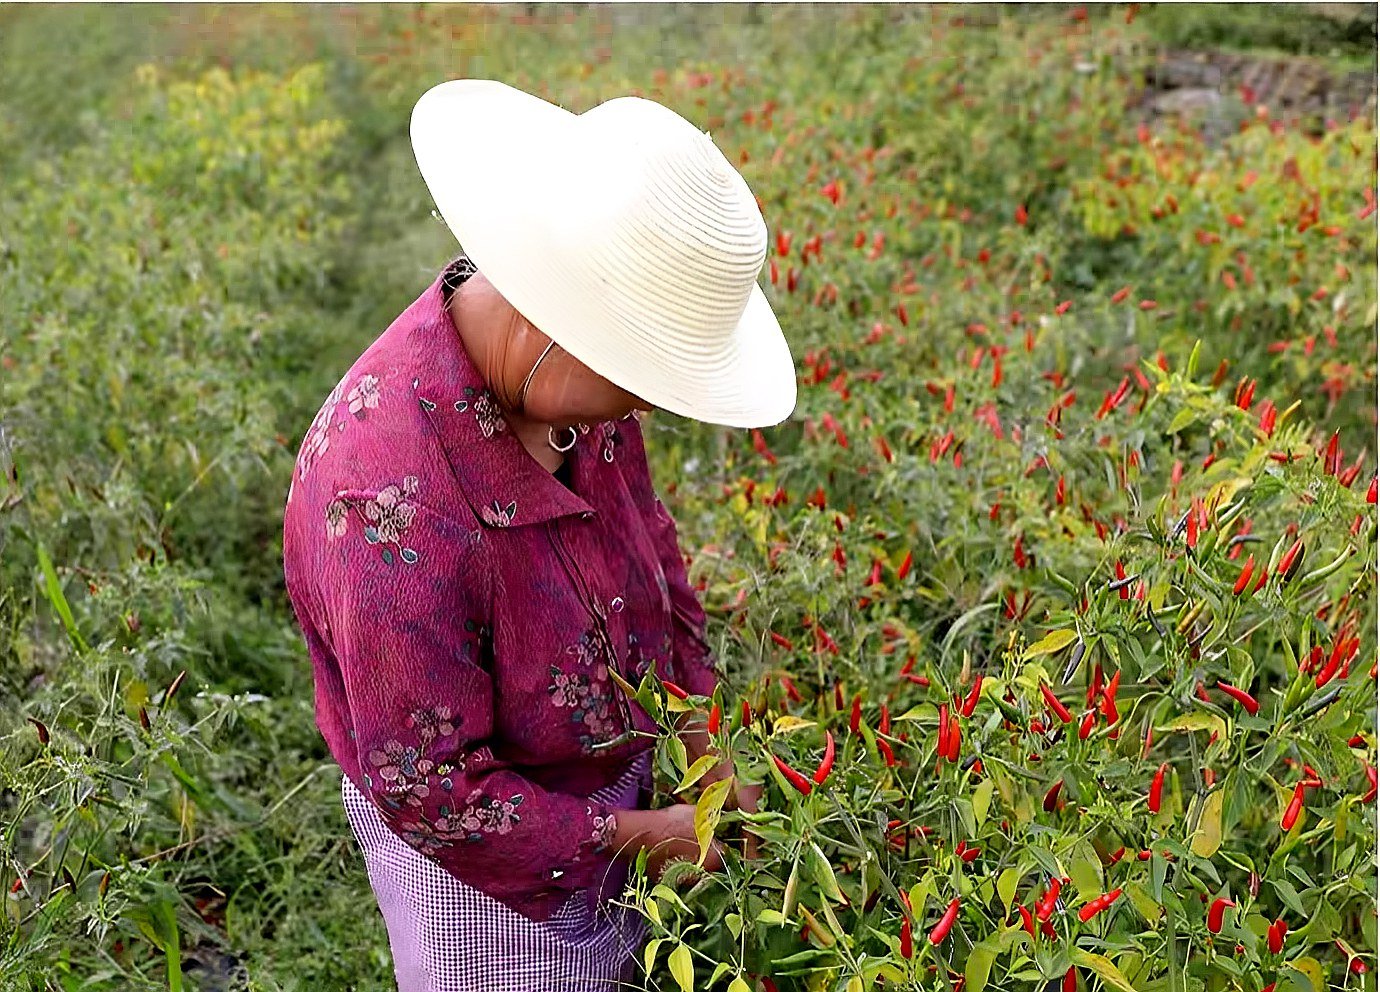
(448, 289, 564, 473)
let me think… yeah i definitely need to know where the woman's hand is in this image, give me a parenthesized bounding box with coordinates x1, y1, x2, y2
(611, 804, 725, 878)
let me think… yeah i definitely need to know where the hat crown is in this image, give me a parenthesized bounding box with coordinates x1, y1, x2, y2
(551, 97, 768, 352)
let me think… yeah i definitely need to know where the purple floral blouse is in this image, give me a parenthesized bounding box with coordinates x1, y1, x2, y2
(281, 259, 721, 923)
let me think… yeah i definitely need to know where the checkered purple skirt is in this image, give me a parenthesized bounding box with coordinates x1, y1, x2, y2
(342, 752, 652, 992)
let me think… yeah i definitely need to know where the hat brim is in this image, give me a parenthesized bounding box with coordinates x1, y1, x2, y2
(410, 79, 798, 429)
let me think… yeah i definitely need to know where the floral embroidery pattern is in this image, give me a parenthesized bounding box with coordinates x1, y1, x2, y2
(481, 499, 517, 528)
(363, 476, 421, 565)
(548, 630, 623, 753)
(366, 704, 523, 852)
(297, 377, 346, 481)
(453, 386, 508, 439)
(325, 498, 348, 539)
(590, 809, 617, 851)
(368, 705, 461, 812)
(347, 373, 381, 418)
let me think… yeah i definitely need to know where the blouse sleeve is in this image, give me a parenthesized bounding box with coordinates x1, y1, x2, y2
(617, 415, 722, 699)
(318, 491, 620, 912)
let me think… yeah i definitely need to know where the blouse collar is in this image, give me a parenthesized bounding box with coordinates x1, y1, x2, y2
(408, 268, 604, 529)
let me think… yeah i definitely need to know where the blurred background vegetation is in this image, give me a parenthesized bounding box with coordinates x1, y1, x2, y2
(0, 4, 1373, 990)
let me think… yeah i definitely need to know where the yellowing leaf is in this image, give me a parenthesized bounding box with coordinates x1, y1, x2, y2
(972, 779, 995, 828)
(1069, 841, 1103, 899)
(1070, 949, 1137, 992)
(1189, 788, 1225, 858)
(1162, 712, 1228, 739)
(668, 942, 694, 992)
(772, 715, 818, 735)
(965, 941, 997, 992)
(643, 939, 663, 977)
(1023, 629, 1078, 658)
(1125, 882, 1161, 924)
(997, 867, 1020, 913)
(728, 978, 752, 992)
(674, 753, 722, 794)
(694, 777, 733, 865)
(1285, 956, 1325, 992)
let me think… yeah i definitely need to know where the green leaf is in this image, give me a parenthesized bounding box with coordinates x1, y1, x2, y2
(694, 777, 733, 866)
(1023, 629, 1078, 658)
(1189, 788, 1225, 858)
(1269, 879, 1308, 917)
(674, 753, 721, 793)
(36, 543, 88, 653)
(727, 978, 751, 992)
(965, 940, 997, 992)
(1071, 949, 1137, 992)
(709, 963, 733, 986)
(1166, 406, 1199, 435)
(1068, 841, 1103, 899)
(997, 867, 1020, 914)
(972, 779, 994, 828)
(808, 843, 846, 903)
(668, 942, 694, 992)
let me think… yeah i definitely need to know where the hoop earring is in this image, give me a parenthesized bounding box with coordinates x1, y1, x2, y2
(548, 425, 579, 452)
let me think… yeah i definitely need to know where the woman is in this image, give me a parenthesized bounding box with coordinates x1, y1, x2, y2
(280, 79, 796, 992)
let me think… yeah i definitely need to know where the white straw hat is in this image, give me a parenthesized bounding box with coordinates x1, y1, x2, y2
(409, 78, 797, 429)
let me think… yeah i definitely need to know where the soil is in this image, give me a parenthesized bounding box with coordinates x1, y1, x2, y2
(1132, 46, 1377, 143)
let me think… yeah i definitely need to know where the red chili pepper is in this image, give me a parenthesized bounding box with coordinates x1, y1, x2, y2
(877, 737, 897, 767)
(879, 704, 891, 736)
(1101, 689, 1119, 726)
(772, 754, 813, 796)
(707, 702, 722, 734)
(900, 915, 913, 958)
(1368, 476, 1377, 504)
(1149, 762, 1168, 813)
(849, 694, 862, 734)
(1018, 904, 1036, 941)
(1041, 684, 1073, 724)
(662, 680, 689, 700)
(929, 897, 961, 944)
(1232, 555, 1255, 595)
(1362, 764, 1377, 804)
(812, 731, 835, 785)
(1077, 888, 1123, 922)
(1079, 709, 1097, 740)
(1044, 780, 1064, 812)
(770, 631, 793, 650)
(1276, 537, 1304, 576)
(741, 699, 753, 728)
(781, 676, 803, 702)
(961, 676, 983, 718)
(946, 720, 961, 762)
(1207, 897, 1235, 934)
(1217, 681, 1260, 716)
(939, 703, 950, 744)
(1036, 877, 1062, 921)
(1267, 918, 1286, 955)
(1281, 782, 1305, 830)
(1063, 966, 1077, 992)
(959, 843, 981, 863)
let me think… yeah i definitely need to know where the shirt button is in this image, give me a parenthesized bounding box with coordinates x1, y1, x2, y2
(610, 596, 625, 613)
